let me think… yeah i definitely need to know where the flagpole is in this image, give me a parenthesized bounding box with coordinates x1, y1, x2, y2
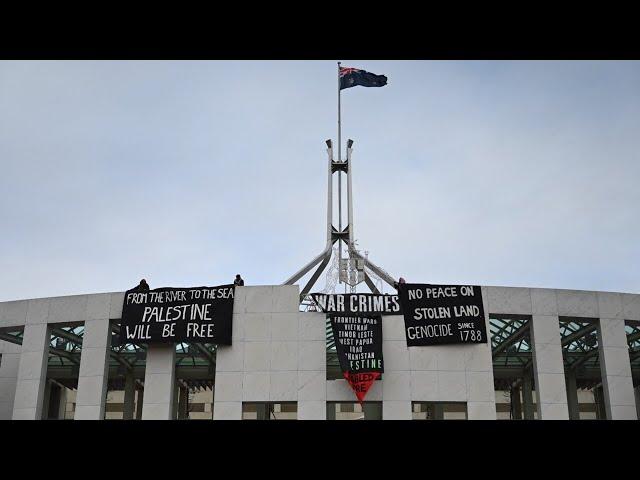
(338, 61, 342, 164)
(337, 61, 342, 286)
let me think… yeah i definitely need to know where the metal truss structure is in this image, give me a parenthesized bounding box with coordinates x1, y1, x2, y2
(0, 324, 217, 393)
(283, 140, 397, 302)
(490, 316, 640, 418)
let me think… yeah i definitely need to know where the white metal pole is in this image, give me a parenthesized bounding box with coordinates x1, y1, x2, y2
(281, 143, 334, 286)
(337, 61, 343, 284)
(338, 61, 342, 163)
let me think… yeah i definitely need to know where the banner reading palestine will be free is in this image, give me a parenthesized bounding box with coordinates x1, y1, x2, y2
(329, 314, 384, 403)
(117, 285, 235, 345)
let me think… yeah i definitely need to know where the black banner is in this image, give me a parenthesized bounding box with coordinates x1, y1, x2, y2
(329, 314, 384, 402)
(310, 293, 402, 315)
(398, 283, 487, 346)
(118, 285, 234, 345)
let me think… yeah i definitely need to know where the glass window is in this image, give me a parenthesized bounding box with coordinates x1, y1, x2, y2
(489, 315, 536, 420)
(412, 402, 467, 420)
(559, 317, 603, 420)
(46, 323, 84, 419)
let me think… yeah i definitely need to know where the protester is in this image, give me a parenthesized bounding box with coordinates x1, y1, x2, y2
(132, 278, 150, 292)
(234, 274, 245, 286)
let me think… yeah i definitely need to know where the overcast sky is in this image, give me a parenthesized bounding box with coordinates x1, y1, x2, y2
(0, 60, 638, 301)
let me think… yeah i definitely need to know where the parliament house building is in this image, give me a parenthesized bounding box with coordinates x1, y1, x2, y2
(0, 285, 638, 420)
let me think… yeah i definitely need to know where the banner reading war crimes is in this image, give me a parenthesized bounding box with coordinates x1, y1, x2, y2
(398, 283, 487, 347)
(310, 293, 402, 315)
(118, 285, 234, 345)
(329, 315, 384, 403)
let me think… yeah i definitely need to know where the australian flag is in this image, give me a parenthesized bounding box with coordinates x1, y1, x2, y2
(340, 66, 387, 90)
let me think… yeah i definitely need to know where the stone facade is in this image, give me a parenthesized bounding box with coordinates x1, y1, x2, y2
(0, 285, 638, 420)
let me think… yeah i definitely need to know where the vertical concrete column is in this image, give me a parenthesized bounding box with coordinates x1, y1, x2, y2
(564, 369, 579, 420)
(326, 403, 336, 420)
(381, 315, 412, 420)
(0, 341, 21, 420)
(594, 386, 606, 419)
(530, 315, 569, 419)
(177, 384, 189, 419)
(383, 400, 412, 420)
(58, 386, 68, 419)
(171, 379, 179, 419)
(135, 388, 144, 420)
(75, 319, 111, 419)
(122, 372, 135, 420)
(142, 344, 176, 420)
(512, 386, 522, 419)
(41, 381, 52, 419)
(466, 288, 497, 419)
(522, 372, 534, 419)
(213, 287, 248, 420)
(298, 311, 328, 420)
(12, 323, 50, 419)
(45, 383, 65, 419)
(597, 319, 637, 419)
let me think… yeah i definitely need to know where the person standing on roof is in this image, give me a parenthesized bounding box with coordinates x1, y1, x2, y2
(132, 278, 150, 292)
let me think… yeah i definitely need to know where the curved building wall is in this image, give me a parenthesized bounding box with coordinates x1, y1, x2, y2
(0, 286, 638, 420)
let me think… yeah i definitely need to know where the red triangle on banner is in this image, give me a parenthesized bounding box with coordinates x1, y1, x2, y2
(344, 371, 381, 403)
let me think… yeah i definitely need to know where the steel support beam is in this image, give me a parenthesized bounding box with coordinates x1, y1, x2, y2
(192, 343, 215, 365)
(52, 326, 136, 372)
(565, 368, 580, 420)
(1, 332, 79, 364)
(284, 143, 334, 286)
(51, 328, 83, 345)
(570, 349, 598, 370)
(0, 332, 22, 345)
(492, 323, 530, 358)
(363, 272, 380, 295)
(352, 251, 396, 289)
(561, 324, 597, 347)
(299, 252, 334, 300)
(626, 330, 640, 345)
(283, 140, 397, 294)
(522, 371, 534, 419)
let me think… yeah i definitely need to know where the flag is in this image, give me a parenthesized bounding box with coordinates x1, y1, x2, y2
(339, 66, 387, 90)
(328, 314, 384, 404)
(344, 372, 381, 404)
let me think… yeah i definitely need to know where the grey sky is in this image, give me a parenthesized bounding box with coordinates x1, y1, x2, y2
(0, 60, 638, 301)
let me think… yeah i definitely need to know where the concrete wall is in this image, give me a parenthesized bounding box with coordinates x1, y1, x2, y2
(0, 340, 21, 419)
(0, 285, 638, 420)
(485, 287, 639, 420)
(75, 317, 112, 419)
(213, 285, 327, 420)
(141, 344, 176, 420)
